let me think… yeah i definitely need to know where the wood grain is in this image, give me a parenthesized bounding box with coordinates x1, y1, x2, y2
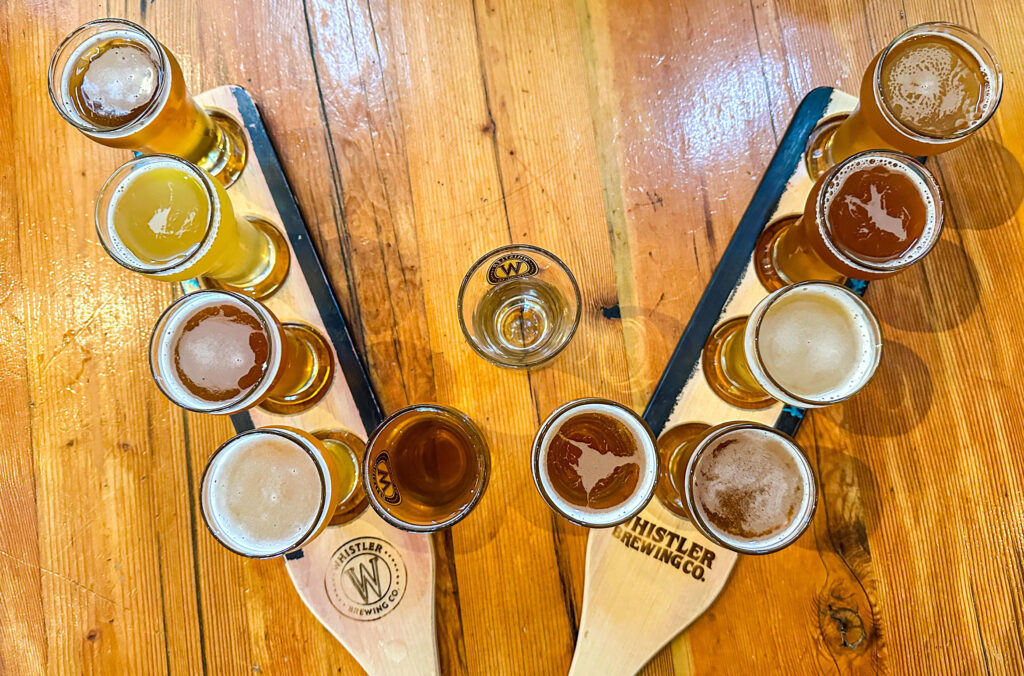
(2, 0, 1023, 673)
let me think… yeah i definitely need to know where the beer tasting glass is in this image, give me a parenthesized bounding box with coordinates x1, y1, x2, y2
(458, 244, 581, 368)
(96, 155, 290, 299)
(703, 281, 882, 409)
(806, 22, 1003, 177)
(49, 18, 247, 186)
(655, 421, 818, 555)
(200, 426, 367, 558)
(532, 398, 659, 528)
(362, 405, 490, 532)
(755, 150, 944, 291)
(150, 290, 334, 415)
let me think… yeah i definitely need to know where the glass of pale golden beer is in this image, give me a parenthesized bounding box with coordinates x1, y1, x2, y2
(149, 290, 334, 415)
(362, 404, 489, 533)
(703, 281, 882, 409)
(95, 155, 289, 299)
(458, 245, 581, 368)
(49, 19, 247, 186)
(806, 22, 1002, 177)
(532, 398, 659, 528)
(755, 150, 944, 290)
(200, 426, 367, 558)
(655, 421, 817, 554)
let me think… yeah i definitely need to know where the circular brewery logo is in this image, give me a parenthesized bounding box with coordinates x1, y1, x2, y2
(486, 253, 539, 284)
(326, 536, 407, 621)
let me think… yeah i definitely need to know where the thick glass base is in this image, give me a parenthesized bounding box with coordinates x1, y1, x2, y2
(204, 217, 290, 300)
(655, 422, 710, 519)
(803, 113, 848, 179)
(198, 110, 248, 187)
(260, 323, 335, 415)
(701, 316, 775, 410)
(753, 215, 846, 292)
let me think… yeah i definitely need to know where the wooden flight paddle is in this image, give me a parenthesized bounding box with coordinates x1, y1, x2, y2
(569, 87, 861, 676)
(184, 86, 440, 675)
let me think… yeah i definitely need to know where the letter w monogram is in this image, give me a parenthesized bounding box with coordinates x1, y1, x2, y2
(346, 557, 383, 604)
(498, 261, 523, 277)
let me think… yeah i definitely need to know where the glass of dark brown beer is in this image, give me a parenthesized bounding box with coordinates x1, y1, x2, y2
(806, 22, 1002, 177)
(531, 398, 659, 528)
(48, 19, 247, 186)
(149, 290, 334, 415)
(656, 421, 818, 554)
(754, 150, 943, 291)
(362, 405, 490, 532)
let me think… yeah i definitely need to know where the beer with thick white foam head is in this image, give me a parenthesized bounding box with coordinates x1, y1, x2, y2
(201, 427, 365, 558)
(49, 19, 246, 184)
(532, 399, 658, 528)
(363, 405, 490, 532)
(150, 290, 334, 415)
(703, 282, 882, 410)
(657, 422, 817, 554)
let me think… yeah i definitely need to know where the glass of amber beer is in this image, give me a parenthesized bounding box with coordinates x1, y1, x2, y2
(201, 426, 367, 558)
(806, 22, 1002, 177)
(95, 155, 289, 299)
(703, 282, 882, 409)
(655, 421, 817, 554)
(755, 150, 943, 290)
(362, 405, 490, 532)
(531, 398, 659, 528)
(49, 19, 247, 186)
(149, 290, 334, 415)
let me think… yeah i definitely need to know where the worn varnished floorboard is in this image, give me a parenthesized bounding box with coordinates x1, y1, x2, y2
(2, 0, 1023, 673)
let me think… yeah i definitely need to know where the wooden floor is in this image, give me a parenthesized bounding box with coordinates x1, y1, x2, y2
(3, 0, 1024, 673)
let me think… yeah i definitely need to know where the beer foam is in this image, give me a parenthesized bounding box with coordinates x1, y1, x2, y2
(882, 32, 995, 137)
(819, 154, 940, 271)
(61, 29, 170, 136)
(203, 432, 326, 557)
(688, 427, 815, 552)
(152, 292, 281, 413)
(102, 157, 221, 276)
(535, 402, 658, 527)
(745, 284, 881, 407)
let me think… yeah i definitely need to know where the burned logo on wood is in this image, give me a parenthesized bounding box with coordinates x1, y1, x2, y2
(611, 515, 718, 582)
(326, 537, 407, 621)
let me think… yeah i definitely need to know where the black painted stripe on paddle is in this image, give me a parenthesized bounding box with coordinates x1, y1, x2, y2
(229, 86, 384, 434)
(642, 87, 834, 438)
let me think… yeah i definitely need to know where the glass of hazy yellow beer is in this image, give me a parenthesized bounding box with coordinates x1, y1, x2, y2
(149, 290, 335, 415)
(201, 426, 367, 558)
(703, 281, 882, 409)
(48, 19, 247, 186)
(806, 22, 1002, 177)
(95, 155, 289, 299)
(654, 421, 818, 554)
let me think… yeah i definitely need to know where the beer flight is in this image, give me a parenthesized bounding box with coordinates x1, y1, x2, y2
(49, 18, 1001, 564)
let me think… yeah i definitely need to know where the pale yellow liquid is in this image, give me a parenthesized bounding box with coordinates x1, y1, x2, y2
(108, 160, 270, 284)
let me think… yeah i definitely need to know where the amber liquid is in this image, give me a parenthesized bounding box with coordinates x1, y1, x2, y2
(172, 301, 270, 403)
(367, 410, 486, 528)
(260, 323, 334, 414)
(831, 31, 994, 160)
(545, 412, 640, 510)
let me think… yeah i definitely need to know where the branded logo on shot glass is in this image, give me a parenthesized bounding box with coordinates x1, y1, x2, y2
(325, 537, 407, 621)
(372, 452, 402, 505)
(486, 253, 539, 284)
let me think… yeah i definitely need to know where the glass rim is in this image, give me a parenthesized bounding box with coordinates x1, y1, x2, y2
(200, 426, 330, 559)
(95, 154, 221, 275)
(48, 18, 172, 136)
(148, 289, 283, 415)
(456, 243, 583, 369)
(872, 21, 1004, 143)
(748, 281, 882, 408)
(814, 149, 944, 274)
(530, 397, 658, 528)
(361, 404, 490, 533)
(680, 421, 818, 555)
